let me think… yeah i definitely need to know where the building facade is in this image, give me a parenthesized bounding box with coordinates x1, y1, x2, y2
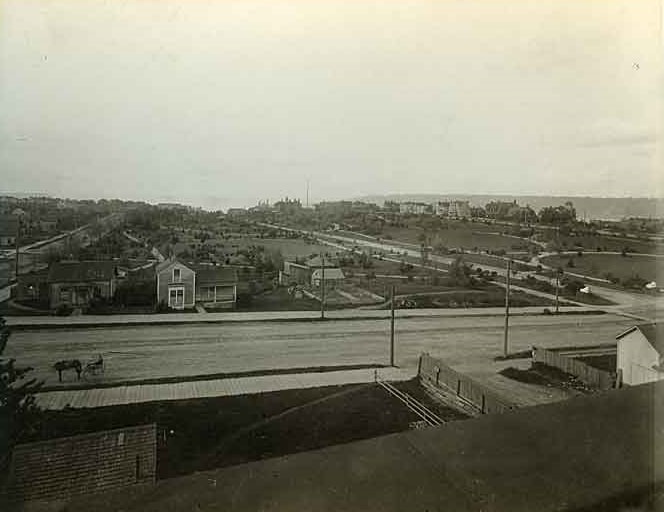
(156, 259, 196, 310)
(616, 324, 664, 386)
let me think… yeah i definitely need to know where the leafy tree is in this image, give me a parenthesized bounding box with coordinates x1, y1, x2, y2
(0, 316, 42, 478)
(448, 257, 476, 288)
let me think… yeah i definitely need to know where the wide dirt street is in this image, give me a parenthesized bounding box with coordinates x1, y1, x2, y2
(6, 313, 633, 405)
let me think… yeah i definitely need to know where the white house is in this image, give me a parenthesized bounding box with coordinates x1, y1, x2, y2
(311, 267, 345, 288)
(616, 324, 664, 386)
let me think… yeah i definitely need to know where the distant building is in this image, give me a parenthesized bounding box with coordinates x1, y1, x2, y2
(399, 202, 431, 215)
(0, 216, 18, 247)
(47, 260, 119, 309)
(279, 255, 339, 287)
(38, 216, 58, 233)
(616, 324, 664, 386)
(436, 200, 471, 218)
(156, 258, 238, 310)
(311, 267, 345, 288)
(435, 201, 450, 216)
(280, 261, 311, 286)
(226, 208, 247, 217)
(448, 200, 471, 218)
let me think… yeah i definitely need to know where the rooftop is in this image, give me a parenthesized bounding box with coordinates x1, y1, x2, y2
(47, 261, 117, 283)
(191, 264, 238, 285)
(59, 380, 664, 512)
(617, 323, 664, 355)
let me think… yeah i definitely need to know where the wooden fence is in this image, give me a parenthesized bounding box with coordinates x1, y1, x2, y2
(532, 346, 616, 390)
(418, 353, 516, 415)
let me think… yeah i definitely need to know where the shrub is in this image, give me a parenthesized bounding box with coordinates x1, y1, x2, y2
(54, 304, 73, 316)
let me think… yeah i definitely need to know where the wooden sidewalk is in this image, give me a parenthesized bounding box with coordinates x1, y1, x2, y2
(35, 367, 414, 410)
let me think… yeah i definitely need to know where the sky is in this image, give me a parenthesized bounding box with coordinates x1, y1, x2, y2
(0, 0, 661, 209)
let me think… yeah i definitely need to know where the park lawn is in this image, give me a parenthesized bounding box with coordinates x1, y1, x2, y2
(461, 253, 533, 272)
(379, 222, 538, 253)
(352, 276, 462, 297)
(535, 230, 662, 254)
(221, 237, 334, 261)
(233, 287, 322, 312)
(343, 256, 432, 277)
(541, 253, 661, 283)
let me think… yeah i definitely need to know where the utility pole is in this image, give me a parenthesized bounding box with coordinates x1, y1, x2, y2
(14, 217, 20, 281)
(12, 208, 24, 281)
(306, 179, 310, 208)
(320, 255, 325, 320)
(555, 270, 560, 314)
(503, 259, 511, 357)
(390, 285, 396, 366)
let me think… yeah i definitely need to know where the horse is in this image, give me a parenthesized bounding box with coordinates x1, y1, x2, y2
(53, 359, 82, 382)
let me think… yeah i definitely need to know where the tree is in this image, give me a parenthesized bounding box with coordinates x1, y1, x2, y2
(448, 256, 475, 288)
(0, 316, 42, 478)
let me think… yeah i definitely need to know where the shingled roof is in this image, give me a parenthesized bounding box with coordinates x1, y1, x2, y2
(47, 261, 117, 283)
(191, 265, 238, 285)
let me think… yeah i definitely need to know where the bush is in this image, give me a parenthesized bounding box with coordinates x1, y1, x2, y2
(54, 304, 73, 316)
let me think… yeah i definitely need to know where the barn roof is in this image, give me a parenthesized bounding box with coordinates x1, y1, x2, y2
(616, 323, 664, 355)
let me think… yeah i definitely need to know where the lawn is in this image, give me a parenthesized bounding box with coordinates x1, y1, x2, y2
(535, 229, 662, 254)
(22, 379, 467, 479)
(233, 286, 322, 312)
(230, 237, 334, 260)
(541, 253, 661, 283)
(380, 223, 538, 252)
(354, 277, 552, 308)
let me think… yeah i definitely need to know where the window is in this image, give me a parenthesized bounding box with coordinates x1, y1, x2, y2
(173, 268, 181, 282)
(59, 287, 70, 302)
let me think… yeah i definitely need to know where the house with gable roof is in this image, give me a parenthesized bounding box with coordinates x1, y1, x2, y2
(155, 258, 238, 310)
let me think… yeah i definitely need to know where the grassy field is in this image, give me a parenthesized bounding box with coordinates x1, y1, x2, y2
(541, 253, 661, 283)
(535, 230, 662, 254)
(223, 237, 333, 260)
(22, 380, 467, 479)
(380, 222, 537, 252)
(233, 287, 322, 312)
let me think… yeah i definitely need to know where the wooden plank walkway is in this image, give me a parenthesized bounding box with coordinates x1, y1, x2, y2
(35, 367, 414, 410)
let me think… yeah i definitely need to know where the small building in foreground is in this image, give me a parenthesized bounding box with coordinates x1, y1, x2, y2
(616, 323, 664, 386)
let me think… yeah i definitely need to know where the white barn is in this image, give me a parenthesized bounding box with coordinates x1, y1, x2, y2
(616, 324, 664, 386)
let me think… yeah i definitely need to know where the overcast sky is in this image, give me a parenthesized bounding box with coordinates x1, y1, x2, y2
(0, 0, 661, 208)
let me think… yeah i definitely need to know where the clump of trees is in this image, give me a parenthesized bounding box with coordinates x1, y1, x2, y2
(448, 257, 477, 288)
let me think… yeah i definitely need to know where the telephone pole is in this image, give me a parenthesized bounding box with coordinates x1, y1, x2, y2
(12, 208, 25, 281)
(320, 255, 325, 320)
(555, 270, 560, 314)
(503, 259, 511, 357)
(390, 285, 396, 366)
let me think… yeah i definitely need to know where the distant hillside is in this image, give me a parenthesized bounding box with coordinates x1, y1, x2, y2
(356, 194, 664, 221)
